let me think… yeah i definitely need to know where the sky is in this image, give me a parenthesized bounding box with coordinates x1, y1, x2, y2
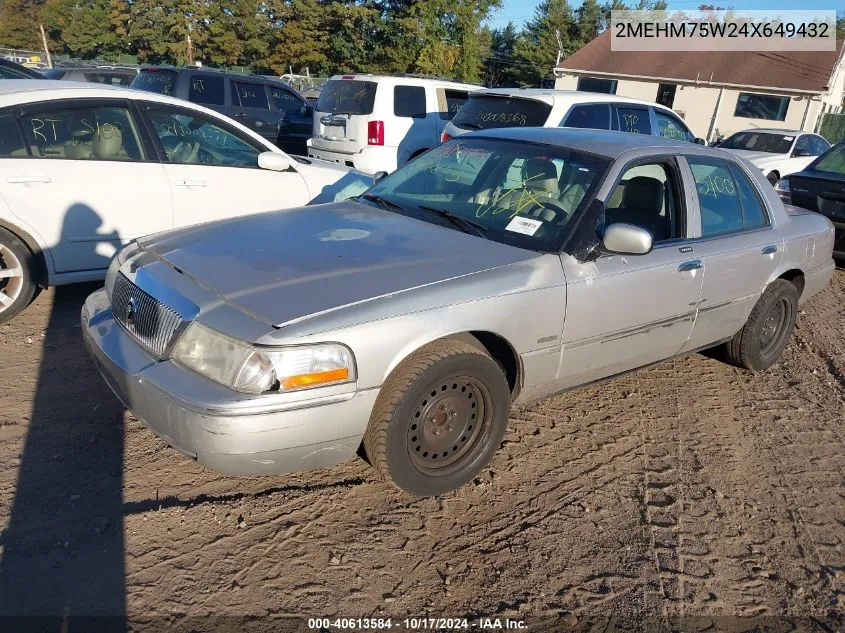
(489, 0, 845, 29)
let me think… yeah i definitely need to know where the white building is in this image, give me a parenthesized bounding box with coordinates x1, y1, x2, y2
(553, 32, 845, 143)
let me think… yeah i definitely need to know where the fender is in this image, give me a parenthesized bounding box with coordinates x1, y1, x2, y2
(0, 212, 50, 287)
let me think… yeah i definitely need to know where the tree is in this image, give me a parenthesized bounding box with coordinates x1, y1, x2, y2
(483, 22, 521, 87)
(0, 0, 43, 49)
(575, 0, 602, 45)
(42, 0, 121, 58)
(513, 0, 578, 86)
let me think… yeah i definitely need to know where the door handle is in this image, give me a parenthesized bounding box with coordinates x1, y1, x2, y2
(7, 175, 51, 184)
(174, 179, 207, 187)
(762, 244, 778, 255)
(678, 259, 703, 272)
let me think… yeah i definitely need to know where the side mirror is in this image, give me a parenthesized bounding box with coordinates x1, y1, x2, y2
(695, 137, 707, 145)
(602, 223, 653, 255)
(258, 151, 291, 172)
(373, 170, 388, 183)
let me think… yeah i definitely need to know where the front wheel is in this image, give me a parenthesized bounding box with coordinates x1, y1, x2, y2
(0, 227, 38, 324)
(363, 339, 511, 496)
(724, 279, 798, 371)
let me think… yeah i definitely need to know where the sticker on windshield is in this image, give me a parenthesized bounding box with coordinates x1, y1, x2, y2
(783, 136, 794, 141)
(505, 216, 543, 236)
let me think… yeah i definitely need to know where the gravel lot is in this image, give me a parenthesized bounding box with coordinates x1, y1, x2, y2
(0, 271, 842, 631)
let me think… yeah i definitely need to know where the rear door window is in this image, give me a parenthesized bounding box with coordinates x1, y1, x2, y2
(613, 106, 651, 135)
(234, 82, 270, 110)
(394, 85, 426, 118)
(562, 104, 610, 130)
(438, 89, 469, 121)
(451, 95, 552, 130)
(316, 80, 377, 115)
(688, 157, 769, 235)
(131, 69, 178, 97)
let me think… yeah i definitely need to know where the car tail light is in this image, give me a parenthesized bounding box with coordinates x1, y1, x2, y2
(440, 130, 452, 143)
(368, 120, 384, 146)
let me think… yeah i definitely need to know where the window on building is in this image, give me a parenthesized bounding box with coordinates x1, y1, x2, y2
(577, 77, 617, 94)
(656, 83, 676, 109)
(734, 93, 789, 121)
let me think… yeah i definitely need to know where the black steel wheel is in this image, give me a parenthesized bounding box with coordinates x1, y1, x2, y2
(363, 338, 510, 496)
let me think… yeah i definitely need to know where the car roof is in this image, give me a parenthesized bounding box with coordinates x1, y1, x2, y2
(326, 74, 480, 90)
(471, 126, 700, 158)
(471, 88, 662, 109)
(730, 128, 807, 136)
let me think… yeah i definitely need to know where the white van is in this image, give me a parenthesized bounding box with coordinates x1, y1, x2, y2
(442, 89, 704, 145)
(307, 74, 481, 174)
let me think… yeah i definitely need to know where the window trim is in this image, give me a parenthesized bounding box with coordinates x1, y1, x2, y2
(684, 155, 773, 239)
(393, 85, 427, 119)
(136, 100, 270, 169)
(10, 97, 154, 163)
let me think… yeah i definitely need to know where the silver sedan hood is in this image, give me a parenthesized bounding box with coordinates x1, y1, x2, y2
(138, 202, 538, 327)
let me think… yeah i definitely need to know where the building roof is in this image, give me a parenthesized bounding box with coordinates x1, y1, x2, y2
(556, 31, 845, 94)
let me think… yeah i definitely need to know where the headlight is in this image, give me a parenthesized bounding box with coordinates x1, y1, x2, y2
(105, 241, 140, 301)
(172, 322, 356, 395)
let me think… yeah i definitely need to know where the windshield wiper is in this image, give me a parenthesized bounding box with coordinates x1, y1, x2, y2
(359, 192, 404, 211)
(417, 205, 489, 238)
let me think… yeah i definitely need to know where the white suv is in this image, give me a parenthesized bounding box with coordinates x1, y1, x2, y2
(307, 74, 481, 174)
(442, 89, 702, 145)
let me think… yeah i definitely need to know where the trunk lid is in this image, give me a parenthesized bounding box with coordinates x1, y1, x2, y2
(310, 78, 377, 155)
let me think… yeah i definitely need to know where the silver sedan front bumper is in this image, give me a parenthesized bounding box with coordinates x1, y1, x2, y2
(82, 289, 378, 476)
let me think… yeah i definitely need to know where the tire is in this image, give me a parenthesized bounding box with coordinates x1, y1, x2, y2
(724, 279, 798, 371)
(363, 339, 511, 497)
(0, 227, 38, 325)
(766, 171, 780, 186)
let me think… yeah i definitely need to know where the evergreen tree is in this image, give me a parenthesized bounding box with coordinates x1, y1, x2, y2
(513, 0, 578, 87)
(575, 0, 602, 45)
(483, 22, 521, 87)
(42, 0, 120, 58)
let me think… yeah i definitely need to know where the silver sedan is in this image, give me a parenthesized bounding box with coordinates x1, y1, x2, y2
(83, 128, 836, 496)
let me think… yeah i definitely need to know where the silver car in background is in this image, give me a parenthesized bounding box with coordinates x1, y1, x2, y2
(83, 129, 835, 497)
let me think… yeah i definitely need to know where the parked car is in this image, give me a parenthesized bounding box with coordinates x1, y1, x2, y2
(130, 67, 314, 155)
(0, 80, 372, 323)
(441, 89, 703, 146)
(774, 142, 845, 259)
(83, 128, 834, 497)
(0, 58, 43, 79)
(307, 74, 481, 174)
(717, 128, 830, 185)
(43, 65, 138, 86)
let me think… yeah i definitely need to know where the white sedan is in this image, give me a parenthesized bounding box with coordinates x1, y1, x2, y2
(0, 80, 372, 322)
(717, 128, 830, 185)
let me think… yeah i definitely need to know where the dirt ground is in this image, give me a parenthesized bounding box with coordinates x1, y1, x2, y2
(0, 271, 843, 632)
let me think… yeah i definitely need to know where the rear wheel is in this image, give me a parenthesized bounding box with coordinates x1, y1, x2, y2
(0, 228, 38, 324)
(724, 279, 798, 371)
(363, 339, 510, 496)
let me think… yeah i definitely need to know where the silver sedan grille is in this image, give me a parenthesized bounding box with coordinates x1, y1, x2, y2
(112, 273, 183, 357)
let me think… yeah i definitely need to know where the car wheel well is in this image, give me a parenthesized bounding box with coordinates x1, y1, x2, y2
(443, 331, 521, 399)
(0, 220, 46, 286)
(777, 269, 805, 298)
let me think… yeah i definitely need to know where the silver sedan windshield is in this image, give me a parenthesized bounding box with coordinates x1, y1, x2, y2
(362, 137, 609, 252)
